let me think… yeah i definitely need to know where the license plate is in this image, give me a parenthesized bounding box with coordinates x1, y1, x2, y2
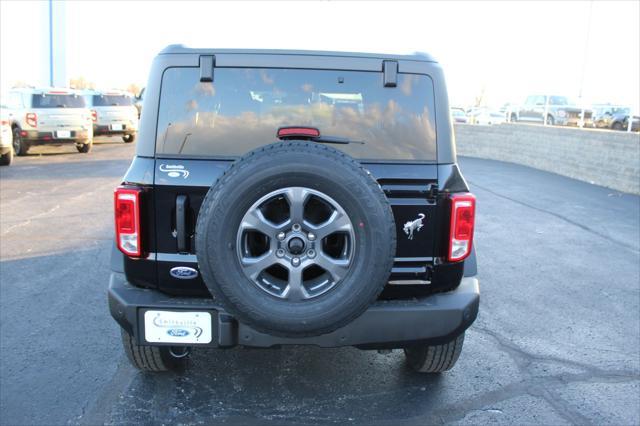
(144, 310, 212, 344)
(111, 123, 123, 131)
(56, 130, 71, 138)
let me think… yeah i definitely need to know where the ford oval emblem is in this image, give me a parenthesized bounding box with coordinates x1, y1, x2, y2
(170, 266, 199, 280)
(167, 328, 190, 337)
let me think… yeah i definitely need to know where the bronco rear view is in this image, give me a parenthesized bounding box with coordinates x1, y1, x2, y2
(109, 45, 479, 373)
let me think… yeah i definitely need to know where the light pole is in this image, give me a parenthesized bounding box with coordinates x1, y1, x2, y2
(578, 0, 594, 128)
(48, 0, 53, 87)
(46, 0, 66, 88)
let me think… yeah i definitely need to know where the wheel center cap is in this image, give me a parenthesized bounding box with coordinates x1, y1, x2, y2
(288, 237, 305, 255)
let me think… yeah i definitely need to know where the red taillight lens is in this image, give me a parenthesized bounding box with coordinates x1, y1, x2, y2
(277, 126, 320, 139)
(114, 187, 143, 257)
(26, 113, 37, 128)
(448, 193, 476, 262)
(91, 110, 97, 122)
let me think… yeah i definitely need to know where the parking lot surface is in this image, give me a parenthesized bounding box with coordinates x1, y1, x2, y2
(1, 139, 638, 425)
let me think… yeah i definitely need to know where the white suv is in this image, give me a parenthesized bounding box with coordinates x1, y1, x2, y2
(6, 88, 93, 154)
(83, 90, 139, 143)
(0, 105, 13, 165)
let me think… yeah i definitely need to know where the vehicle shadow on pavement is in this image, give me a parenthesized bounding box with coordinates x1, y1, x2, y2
(93, 139, 129, 146)
(0, 157, 132, 180)
(21, 148, 82, 157)
(107, 346, 446, 424)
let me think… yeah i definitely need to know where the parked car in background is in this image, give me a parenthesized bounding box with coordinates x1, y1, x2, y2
(0, 105, 13, 165)
(468, 108, 505, 125)
(134, 88, 144, 118)
(83, 90, 138, 143)
(6, 88, 93, 155)
(511, 95, 593, 127)
(593, 105, 639, 131)
(451, 107, 468, 123)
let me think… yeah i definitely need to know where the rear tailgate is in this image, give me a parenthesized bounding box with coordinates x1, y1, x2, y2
(152, 159, 440, 295)
(34, 108, 90, 128)
(94, 105, 138, 126)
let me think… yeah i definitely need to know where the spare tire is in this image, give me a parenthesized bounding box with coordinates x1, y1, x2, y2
(196, 141, 396, 337)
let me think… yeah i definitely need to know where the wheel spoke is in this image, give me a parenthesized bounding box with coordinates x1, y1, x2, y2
(283, 267, 308, 301)
(241, 251, 278, 279)
(283, 187, 309, 224)
(309, 210, 352, 240)
(315, 253, 350, 282)
(240, 208, 282, 236)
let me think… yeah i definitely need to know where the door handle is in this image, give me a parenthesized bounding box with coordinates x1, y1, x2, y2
(176, 195, 189, 253)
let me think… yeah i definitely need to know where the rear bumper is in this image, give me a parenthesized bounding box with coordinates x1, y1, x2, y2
(93, 124, 136, 136)
(22, 130, 91, 144)
(556, 116, 593, 127)
(108, 272, 480, 349)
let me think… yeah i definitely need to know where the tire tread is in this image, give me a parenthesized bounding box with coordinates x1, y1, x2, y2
(404, 333, 465, 373)
(120, 329, 185, 372)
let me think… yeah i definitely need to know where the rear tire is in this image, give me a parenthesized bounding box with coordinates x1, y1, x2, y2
(546, 115, 555, 126)
(612, 122, 624, 131)
(12, 128, 29, 156)
(404, 333, 465, 373)
(120, 329, 189, 372)
(76, 141, 93, 153)
(0, 148, 13, 166)
(123, 134, 136, 143)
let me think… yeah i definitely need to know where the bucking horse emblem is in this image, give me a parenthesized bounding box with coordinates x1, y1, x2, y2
(403, 213, 425, 240)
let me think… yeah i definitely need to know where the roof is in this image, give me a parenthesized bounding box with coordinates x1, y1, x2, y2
(10, 88, 132, 96)
(158, 44, 436, 63)
(10, 87, 83, 94)
(79, 89, 133, 96)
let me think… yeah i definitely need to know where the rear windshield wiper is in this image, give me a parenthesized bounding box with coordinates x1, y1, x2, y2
(276, 127, 364, 145)
(310, 135, 364, 145)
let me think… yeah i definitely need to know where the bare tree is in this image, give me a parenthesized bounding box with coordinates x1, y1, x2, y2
(69, 76, 95, 90)
(126, 83, 142, 97)
(11, 80, 32, 88)
(474, 85, 487, 108)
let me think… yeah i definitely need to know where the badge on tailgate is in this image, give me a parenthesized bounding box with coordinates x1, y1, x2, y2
(403, 213, 425, 240)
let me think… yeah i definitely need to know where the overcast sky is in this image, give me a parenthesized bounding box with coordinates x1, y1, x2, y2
(1, 0, 639, 109)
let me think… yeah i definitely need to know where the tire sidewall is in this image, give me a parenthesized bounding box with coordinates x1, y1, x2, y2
(12, 128, 27, 156)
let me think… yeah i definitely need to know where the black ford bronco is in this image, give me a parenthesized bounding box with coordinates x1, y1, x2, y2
(109, 45, 479, 373)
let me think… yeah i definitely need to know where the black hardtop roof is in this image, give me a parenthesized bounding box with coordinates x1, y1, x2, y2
(158, 44, 437, 63)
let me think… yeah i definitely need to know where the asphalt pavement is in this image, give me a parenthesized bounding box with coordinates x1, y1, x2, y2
(0, 139, 638, 425)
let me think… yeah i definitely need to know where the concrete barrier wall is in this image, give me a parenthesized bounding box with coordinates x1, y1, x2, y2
(454, 123, 640, 195)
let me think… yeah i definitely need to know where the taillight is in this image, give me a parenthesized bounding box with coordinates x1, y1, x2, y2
(91, 110, 97, 122)
(114, 187, 143, 257)
(26, 113, 37, 127)
(448, 193, 476, 262)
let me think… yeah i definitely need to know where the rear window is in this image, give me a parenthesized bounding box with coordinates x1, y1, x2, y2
(549, 96, 570, 105)
(156, 67, 436, 161)
(91, 95, 133, 107)
(31, 94, 85, 108)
